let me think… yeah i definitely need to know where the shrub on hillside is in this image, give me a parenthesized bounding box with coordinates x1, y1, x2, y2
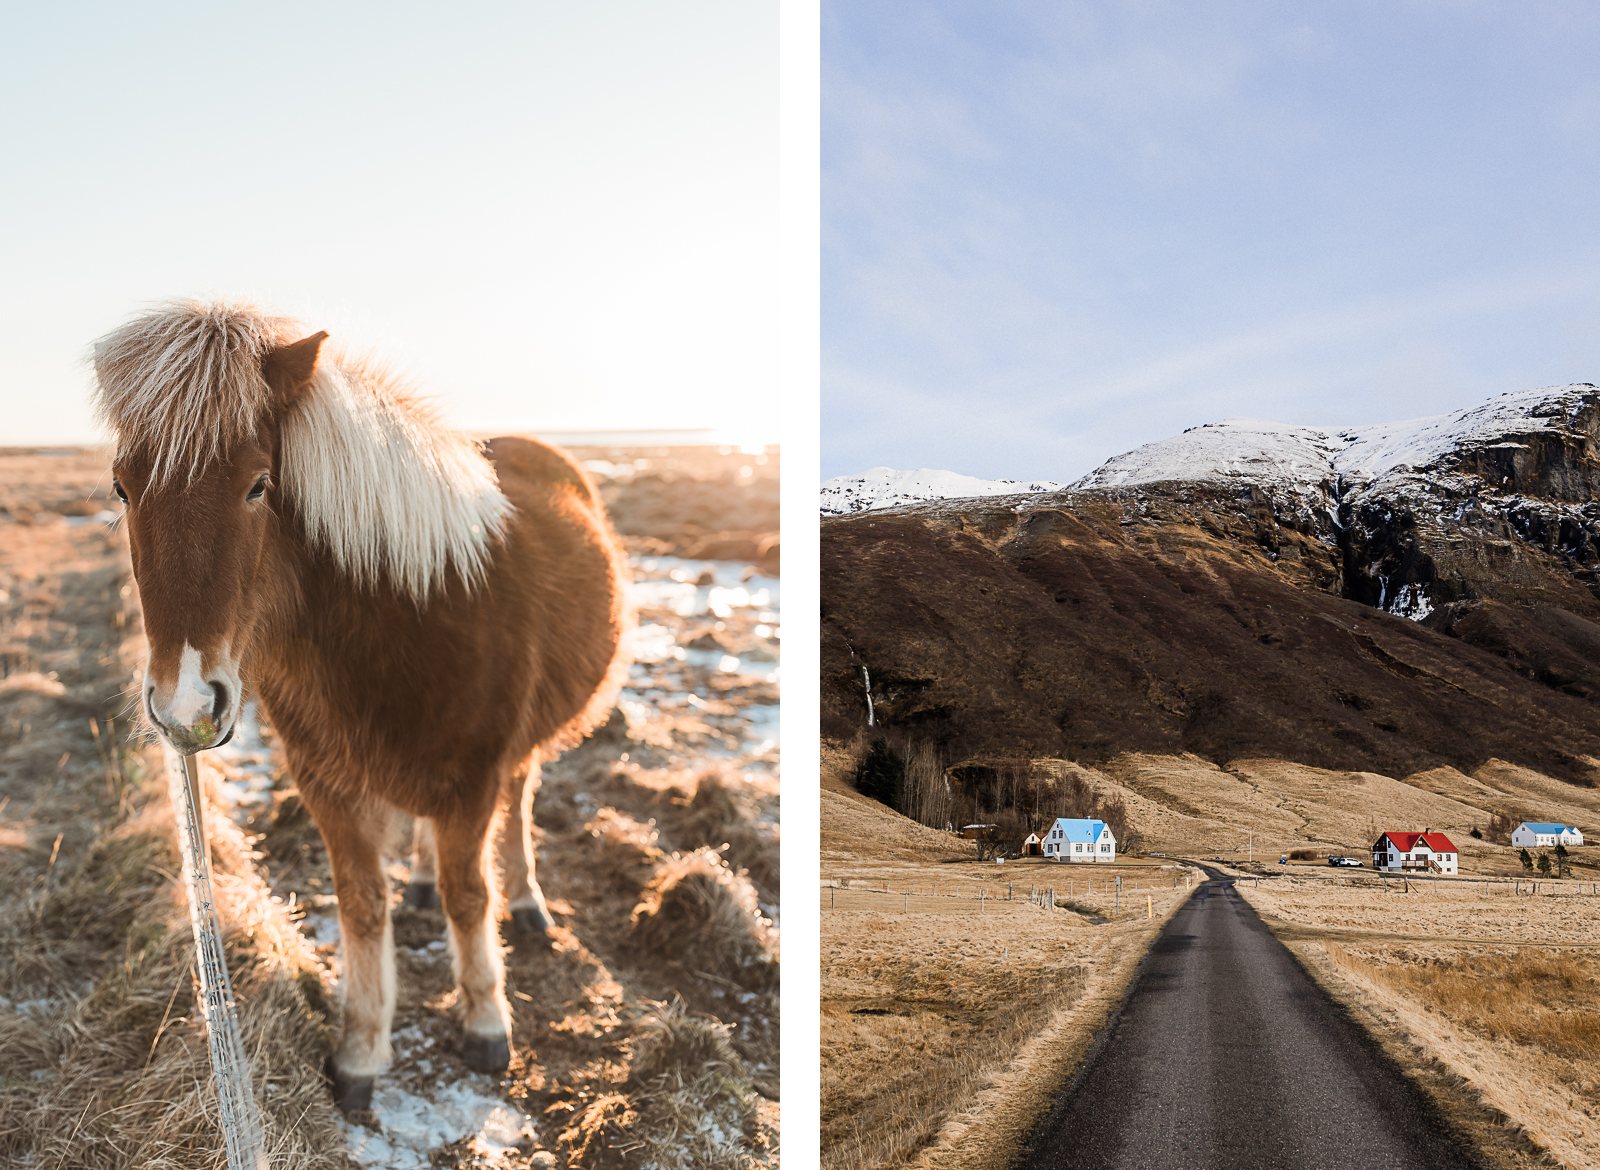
(855, 737, 904, 809)
(1487, 809, 1517, 845)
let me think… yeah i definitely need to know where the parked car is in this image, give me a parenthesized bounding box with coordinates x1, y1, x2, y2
(1327, 855, 1363, 867)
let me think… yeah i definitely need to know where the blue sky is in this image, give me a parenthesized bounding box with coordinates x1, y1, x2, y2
(0, 2, 775, 445)
(822, 1, 1600, 481)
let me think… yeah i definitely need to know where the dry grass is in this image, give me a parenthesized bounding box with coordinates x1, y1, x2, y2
(561, 999, 765, 1170)
(632, 847, 778, 992)
(1239, 875, 1600, 1168)
(652, 765, 780, 902)
(1332, 949, 1600, 1062)
(0, 453, 345, 1169)
(1245, 870, 1600, 946)
(0, 795, 344, 1170)
(822, 903, 1083, 1170)
(821, 742, 1196, 1170)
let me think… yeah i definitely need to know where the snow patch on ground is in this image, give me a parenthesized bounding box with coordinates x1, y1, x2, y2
(61, 510, 119, 528)
(340, 1078, 536, 1169)
(821, 466, 1062, 515)
(1390, 583, 1434, 622)
(624, 557, 780, 762)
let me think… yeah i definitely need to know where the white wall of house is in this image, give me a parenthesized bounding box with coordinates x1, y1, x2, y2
(1510, 824, 1584, 848)
(1041, 841, 1116, 863)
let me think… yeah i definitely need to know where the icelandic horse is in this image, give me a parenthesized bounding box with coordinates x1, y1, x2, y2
(93, 302, 627, 1109)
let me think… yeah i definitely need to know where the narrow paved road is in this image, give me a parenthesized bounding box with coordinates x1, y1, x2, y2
(1019, 869, 1479, 1170)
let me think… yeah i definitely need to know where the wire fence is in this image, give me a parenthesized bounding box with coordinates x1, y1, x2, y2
(822, 870, 1198, 916)
(170, 750, 267, 1170)
(1325, 872, 1600, 896)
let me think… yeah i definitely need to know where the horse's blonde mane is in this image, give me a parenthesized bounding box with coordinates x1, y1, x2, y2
(93, 300, 511, 601)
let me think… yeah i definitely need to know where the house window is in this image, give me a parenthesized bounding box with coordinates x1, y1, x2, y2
(1100, 843, 1110, 851)
(1074, 843, 1083, 853)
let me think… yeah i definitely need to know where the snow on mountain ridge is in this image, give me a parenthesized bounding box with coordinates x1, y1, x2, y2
(1076, 384, 1598, 494)
(822, 385, 1597, 519)
(820, 466, 1063, 516)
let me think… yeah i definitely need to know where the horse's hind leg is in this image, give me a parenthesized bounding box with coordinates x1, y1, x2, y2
(404, 817, 439, 908)
(500, 752, 554, 940)
(434, 793, 512, 1072)
(308, 793, 396, 1111)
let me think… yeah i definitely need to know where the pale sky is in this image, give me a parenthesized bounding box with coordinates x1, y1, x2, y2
(823, 1, 1600, 481)
(0, 2, 777, 446)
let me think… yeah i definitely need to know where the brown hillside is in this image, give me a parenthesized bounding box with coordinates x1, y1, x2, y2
(822, 489, 1600, 788)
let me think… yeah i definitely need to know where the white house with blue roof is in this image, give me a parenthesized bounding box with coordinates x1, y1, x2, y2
(1041, 817, 1116, 863)
(1511, 821, 1584, 848)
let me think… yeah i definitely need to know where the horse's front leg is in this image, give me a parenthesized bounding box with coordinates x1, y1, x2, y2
(306, 792, 396, 1111)
(500, 753, 554, 939)
(435, 794, 512, 1072)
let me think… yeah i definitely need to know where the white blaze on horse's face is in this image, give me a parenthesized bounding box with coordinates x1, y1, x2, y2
(145, 642, 243, 753)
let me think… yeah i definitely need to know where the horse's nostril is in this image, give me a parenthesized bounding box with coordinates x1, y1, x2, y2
(210, 681, 230, 724)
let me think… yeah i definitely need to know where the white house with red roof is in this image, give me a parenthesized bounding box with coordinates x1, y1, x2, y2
(1372, 830, 1458, 875)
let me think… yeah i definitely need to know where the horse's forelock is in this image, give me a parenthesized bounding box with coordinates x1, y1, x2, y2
(93, 300, 299, 485)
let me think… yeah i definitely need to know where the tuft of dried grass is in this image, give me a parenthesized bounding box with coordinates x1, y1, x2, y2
(631, 848, 777, 991)
(585, 807, 665, 886)
(0, 770, 345, 1170)
(656, 767, 779, 902)
(561, 999, 760, 1170)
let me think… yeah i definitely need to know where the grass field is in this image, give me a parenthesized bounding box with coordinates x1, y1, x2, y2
(0, 445, 779, 1170)
(1238, 870, 1600, 1170)
(819, 744, 1196, 1170)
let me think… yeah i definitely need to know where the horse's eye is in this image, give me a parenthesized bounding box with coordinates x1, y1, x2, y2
(246, 475, 270, 502)
(112, 480, 128, 504)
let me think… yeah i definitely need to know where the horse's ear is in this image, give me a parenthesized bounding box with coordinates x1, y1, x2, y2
(262, 331, 328, 406)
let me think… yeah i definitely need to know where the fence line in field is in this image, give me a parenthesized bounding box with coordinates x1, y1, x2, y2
(822, 870, 1198, 913)
(821, 881, 1060, 912)
(1327, 873, 1600, 896)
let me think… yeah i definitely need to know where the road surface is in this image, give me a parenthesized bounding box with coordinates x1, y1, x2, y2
(1019, 869, 1480, 1170)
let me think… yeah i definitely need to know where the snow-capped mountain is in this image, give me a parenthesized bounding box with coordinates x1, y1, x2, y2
(821, 381, 1600, 799)
(1076, 384, 1597, 497)
(1073, 386, 1600, 617)
(828, 383, 1600, 627)
(820, 466, 1063, 516)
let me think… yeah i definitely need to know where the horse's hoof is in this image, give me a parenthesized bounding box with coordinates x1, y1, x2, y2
(403, 880, 439, 910)
(328, 1062, 375, 1113)
(462, 1031, 511, 1074)
(509, 904, 554, 941)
